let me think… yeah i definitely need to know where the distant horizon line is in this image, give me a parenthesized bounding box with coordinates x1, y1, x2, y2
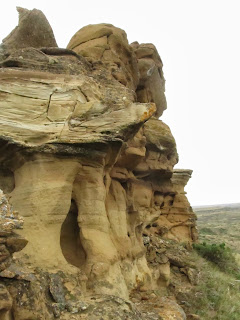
(192, 202, 240, 208)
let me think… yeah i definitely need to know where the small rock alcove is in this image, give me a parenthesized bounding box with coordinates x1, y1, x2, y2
(60, 200, 86, 268)
(0, 168, 15, 194)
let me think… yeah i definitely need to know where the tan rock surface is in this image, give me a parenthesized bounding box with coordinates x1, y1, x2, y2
(131, 42, 167, 117)
(0, 8, 196, 320)
(67, 23, 139, 91)
(0, 189, 27, 271)
(154, 169, 198, 243)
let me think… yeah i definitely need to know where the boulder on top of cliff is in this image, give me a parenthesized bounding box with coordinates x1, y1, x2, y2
(0, 10, 157, 155)
(131, 42, 167, 117)
(67, 23, 139, 91)
(1, 7, 58, 50)
(67, 25, 167, 117)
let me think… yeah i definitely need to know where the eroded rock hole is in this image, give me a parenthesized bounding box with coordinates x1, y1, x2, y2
(0, 168, 15, 193)
(160, 202, 165, 209)
(60, 200, 86, 268)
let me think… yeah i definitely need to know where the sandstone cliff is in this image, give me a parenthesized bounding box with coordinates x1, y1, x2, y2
(0, 8, 197, 320)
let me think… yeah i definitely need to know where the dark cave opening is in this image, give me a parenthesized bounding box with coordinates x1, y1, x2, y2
(0, 168, 15, 193)
(60, 200, 86, 268)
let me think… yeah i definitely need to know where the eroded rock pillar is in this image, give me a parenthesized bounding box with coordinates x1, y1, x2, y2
(73, 165, 129, 297)
(10, 155, 81, 270)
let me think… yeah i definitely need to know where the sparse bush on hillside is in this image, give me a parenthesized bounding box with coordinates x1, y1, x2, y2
(193, 242, 240, 278)
(172, 251, 240, 319)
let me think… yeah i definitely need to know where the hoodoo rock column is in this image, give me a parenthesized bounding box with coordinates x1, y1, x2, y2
(10, 156, 81, 269)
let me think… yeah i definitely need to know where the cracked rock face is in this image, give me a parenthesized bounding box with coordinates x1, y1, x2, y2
(0, 7, 196, 319)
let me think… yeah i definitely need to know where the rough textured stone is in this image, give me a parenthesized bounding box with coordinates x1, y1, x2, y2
(131, 42, 167, 117)
(0, 190, 27, 319)
(154, 169, 198, 243)
(0, 189, 27, 271)
(67, 25, 167, 117)
(1, 7, 57, 50)
(0, 8, 197, 320)
(67, 23, 139, 91)
(0, 283, 13, 320)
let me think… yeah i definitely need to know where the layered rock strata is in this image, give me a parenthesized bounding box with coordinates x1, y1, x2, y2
(150, 169, 198, 243)
(0, 8, 197, 319)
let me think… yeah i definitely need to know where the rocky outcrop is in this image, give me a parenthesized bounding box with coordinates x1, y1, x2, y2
(1, 7, 57, 51)
(0, 190, 27, 272)
(0, 190, 27, 319)
(0, 8, 197, 319)
(131, 42, 167, 117)
(148, 169, 198, 243)
(67, 24, 166, 117)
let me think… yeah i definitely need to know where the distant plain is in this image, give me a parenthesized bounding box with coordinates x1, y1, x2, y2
(194, 203, 240, 254)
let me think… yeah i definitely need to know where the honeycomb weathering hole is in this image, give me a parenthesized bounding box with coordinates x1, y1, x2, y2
(60, 200, 86, 268)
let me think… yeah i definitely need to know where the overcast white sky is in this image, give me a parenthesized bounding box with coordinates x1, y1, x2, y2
(0, 0, 239, 206)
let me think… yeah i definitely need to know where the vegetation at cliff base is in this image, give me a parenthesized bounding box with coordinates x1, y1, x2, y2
(193, 242, 240, 278)
(187, 204, 240, 319)
(190, 255, 240, 319)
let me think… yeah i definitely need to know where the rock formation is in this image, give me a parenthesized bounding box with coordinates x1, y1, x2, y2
(0, 8, 197, 319)
(0, 189, 27, 318)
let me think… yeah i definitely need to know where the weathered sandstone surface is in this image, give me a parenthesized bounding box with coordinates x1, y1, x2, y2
(0, 8, 197, 319)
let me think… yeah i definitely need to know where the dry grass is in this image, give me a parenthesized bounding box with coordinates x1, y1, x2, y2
(183, 204, 240, 318)
(187, 254, 240, 319)
(195, 203, 240, 253)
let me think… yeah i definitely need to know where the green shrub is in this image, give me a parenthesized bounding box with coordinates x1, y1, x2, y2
(193, 242, 240, 277)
